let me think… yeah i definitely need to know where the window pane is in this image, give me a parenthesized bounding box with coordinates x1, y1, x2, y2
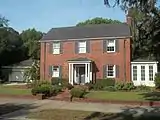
(53, 48, 60, 54)
(133, 66, 137, 81)
(106, 40, 115, 52)
(52, 66, 59, 77)
(53, 42, 60, 48)
(79, 48, 86, 53)
(79, 41, 86, 47)
(141, 66, 145, 81)
(149, 66, 153, 81)
(107, 65, 114, 77)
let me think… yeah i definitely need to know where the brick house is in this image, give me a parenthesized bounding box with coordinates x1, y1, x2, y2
(40, 17, 158, 86)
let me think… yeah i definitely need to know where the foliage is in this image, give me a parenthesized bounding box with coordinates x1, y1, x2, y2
(70, 88, 86, 98)
(66, 83, 74, 90)
(51, 77, 61, 85)
(0, 15, 9, 27)
(93, 79, 115, 90)
(103, 86, 116, 91)
(51, 85, 62, 95)
(134, 85, 152, 92)
(20, 28, 43, 60)
(24, 60, 40, 84)
(76, 17, 121, 26)
(154, 73, 160, 89)
(85, 82, 94, 90)
(115, 82, 135, 91)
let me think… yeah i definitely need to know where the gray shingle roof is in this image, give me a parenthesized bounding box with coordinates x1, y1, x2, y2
(41, 23, 131, 41)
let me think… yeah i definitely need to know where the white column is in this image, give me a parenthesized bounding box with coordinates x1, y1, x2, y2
(88, 63, 90, 83)
(71, 64, 74, 85)
(74, 65, 76, 84)
(85, 63, 87, 84)
(69, 63, 71, 84)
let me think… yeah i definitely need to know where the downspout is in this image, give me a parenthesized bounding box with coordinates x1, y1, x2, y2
(124, 40, 126, 82)
(44, 43, 46, 80)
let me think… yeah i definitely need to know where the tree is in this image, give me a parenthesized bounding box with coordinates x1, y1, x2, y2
(104, 0, 157, 13)
(76, 17, 121, 26)
(0, 15, 9, 27)
(20, 28, 43, 60)
(0, 27, 25, 66)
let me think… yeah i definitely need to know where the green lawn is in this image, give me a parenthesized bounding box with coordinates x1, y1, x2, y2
(85, 91, 147, 101)
(28, 109, 160, 120)
(0, 85, 31, 95)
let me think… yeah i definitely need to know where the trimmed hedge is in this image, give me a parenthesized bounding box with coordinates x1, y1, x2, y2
(70, 88, 86, 98)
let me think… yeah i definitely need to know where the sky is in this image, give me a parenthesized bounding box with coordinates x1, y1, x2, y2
(0, 0, 126, 33)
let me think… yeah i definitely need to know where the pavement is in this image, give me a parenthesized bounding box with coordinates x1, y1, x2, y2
(0, 98, 160, 120)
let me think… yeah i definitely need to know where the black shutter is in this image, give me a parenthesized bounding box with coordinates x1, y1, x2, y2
(115, 39, 119, 52)
(59, 66, 62, 78)
(116, 65, 119, 78)
(49, 43, 53, 54)
(103, 40, 107, 53)
(86, 40, 90, 53)
(75, 41, 78, 54)
(103, 65, 107, 78)
(49, 65, 53, 77)
(60, 42, 63, 54)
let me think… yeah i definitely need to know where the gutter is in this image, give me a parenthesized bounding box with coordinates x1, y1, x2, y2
(124, 39, 127, 81)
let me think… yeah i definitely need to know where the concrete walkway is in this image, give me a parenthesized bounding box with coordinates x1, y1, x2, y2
(0, 98, 159, 120)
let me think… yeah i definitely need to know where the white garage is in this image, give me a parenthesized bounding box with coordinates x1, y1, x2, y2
(131, 60, 158, 87)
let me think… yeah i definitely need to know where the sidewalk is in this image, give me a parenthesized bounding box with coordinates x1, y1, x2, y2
(0, 98, 159, 120)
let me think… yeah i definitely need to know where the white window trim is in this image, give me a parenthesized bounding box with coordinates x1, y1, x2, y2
(78, 41, 86, 53)
(53, 42, 60, 54)
(106, 65, 116, 78)
(149, 65, 154, 81)
(106, 39, 116, 53)
(132, 65, 137, 81)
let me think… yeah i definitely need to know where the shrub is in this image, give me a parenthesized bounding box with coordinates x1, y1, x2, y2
(51, 85, 62, 95)
(115, 82, 135, 91)
(51, 78, 61, 85)
(85, 82, 94, 90)
(115, 82, 124, 90)
(135, 85, 151, 92)
(155, 73, 160, 89)
(66, 83, 74, 90)
(70, 88, 86, 98)
(93, 78, 115, 90)
(103, 86, 116, 91)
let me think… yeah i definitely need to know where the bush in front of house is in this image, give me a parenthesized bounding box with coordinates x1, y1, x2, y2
(70, 87, 86, 98)
(51, 78, 61, 85)
(134, 85, 152, 92)
(93, 78, 115, 90)
(103, 86, 116, 91)
(85, 82, 94, 90)
(154, 73, 160, 89)
(114, 82, 135, 91)
(66, 83, 74, 90)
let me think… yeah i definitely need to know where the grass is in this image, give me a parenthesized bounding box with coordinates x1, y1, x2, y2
(85, 91, 147, 101)
(28, 109, 160, 120)
(0, 85, 31, 95)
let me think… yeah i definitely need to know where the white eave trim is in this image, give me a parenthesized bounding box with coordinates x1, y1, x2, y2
(39, 36, 132, 42)
(131, 61, 158, 64)
(68, 61, 92, 63)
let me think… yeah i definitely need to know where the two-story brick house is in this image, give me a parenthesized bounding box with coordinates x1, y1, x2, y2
(40, 22, 132, 85)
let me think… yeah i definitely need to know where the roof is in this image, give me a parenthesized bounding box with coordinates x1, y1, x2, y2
(41, 23, 131, 41)
(2, 59, 33, 68)
(132, 58, 158, 63)
(68, 57, 92, 62)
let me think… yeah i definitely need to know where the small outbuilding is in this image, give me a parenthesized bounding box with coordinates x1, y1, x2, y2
(1, 59, 33, 83)
(131, 59, 158, 87)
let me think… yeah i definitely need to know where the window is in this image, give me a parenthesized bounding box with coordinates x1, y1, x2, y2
(149, 66, 153, 81)
(141, 66, 145, 81)
(107, 40, 115, 52)
(106, 65, 115, 78)
(78, 41, 86, 53)
(53, 42, 60, 54)
(133, 66, 137, 81)
(52, 66, 59, 77)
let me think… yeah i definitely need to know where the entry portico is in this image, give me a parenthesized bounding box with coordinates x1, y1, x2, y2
(68, 58, 92, 85)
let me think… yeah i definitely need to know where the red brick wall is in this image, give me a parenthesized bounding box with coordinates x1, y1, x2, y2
(40, 38, 131, 82)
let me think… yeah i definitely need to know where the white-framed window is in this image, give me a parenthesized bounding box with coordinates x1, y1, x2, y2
(78, 41, 86, 53)
(141, 66, 145, 81)
(53, 42, 60, 54)
(106, 65, 115, 78)
(52, 66, 60, 77)
(149, 65, 154, 81)
(133, 66, 137, 81)
(107, 39, 115, 52)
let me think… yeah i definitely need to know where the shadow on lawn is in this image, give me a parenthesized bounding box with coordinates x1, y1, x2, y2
(0, 103, 38, 119)
(84, 107, 160, 120)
